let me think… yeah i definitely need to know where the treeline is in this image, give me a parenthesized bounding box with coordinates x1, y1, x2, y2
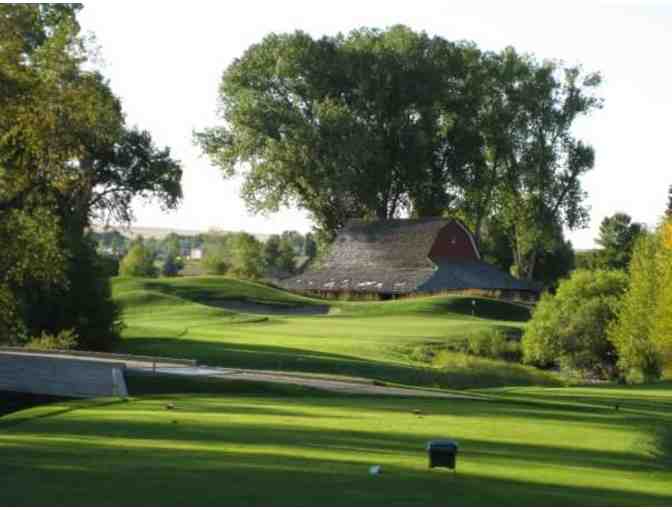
(93, 231, 205, 260)
(197, 26, 603, 282)
(201, 230, 314, 279)
(0, 5, 182, 351)
(523, 197, 672, 383)
(112, 230, 317, 280)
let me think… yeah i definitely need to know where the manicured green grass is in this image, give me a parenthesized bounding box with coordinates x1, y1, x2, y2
(4, 277, 669, 505)
(112, 277, 554, 389)
(1, 376, 670, 506)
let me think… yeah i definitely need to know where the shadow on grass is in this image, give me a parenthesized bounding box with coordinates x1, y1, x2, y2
(0, 392, 68, 419)
(141, 279, 314, 309)
(0, 397, 124, 429)
(138, 278, 531, 322)
(405, 297, 531, 322)
(2, 412, 670, 506)
(125, 373, 338, 399)
(124, 373, 672, 431)
(477, 388, 672, 420)
(119, 336, 555, 390)
(18, 415, 663, 473)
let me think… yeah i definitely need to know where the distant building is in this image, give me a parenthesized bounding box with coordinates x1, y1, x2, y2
(282, 218, 540, 298)
(189, 248, 204, 260)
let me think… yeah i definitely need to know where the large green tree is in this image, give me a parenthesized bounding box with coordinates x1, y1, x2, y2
(483, 50, 601, 280)
(228, 233, 265, 280)
(609, 221, 672, 381)
(0, 4, 100, 341)
(198, 27, 600, 278)
(196, 27, 470, 236)
(1, 4, 182, 348)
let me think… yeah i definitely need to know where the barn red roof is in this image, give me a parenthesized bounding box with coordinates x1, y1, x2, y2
(283, 218, 539, 294)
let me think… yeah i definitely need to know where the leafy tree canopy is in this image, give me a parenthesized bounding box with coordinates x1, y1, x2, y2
(196, 26, 472, 236)
(609, 221, 672, 382)
(197, 27, 601, 279)
(0, 4, 182, 346)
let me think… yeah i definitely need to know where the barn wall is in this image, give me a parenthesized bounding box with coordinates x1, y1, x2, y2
(428, 222, 480, 261)
(0, 353, 128, 398)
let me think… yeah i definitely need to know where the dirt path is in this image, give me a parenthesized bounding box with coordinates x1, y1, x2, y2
(133, 366, 475, 399)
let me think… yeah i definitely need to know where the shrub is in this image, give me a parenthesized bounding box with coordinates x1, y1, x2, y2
(202, 255, 229, 275)
(466, 329, 522, 362)
(161, 254, 183, 277)
(119, 241, 157, 277)
(523, 269, 628, 379)
(26, 329, 79, 350)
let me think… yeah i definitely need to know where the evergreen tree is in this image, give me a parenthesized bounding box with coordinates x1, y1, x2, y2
(303, 233, 318, 260)
(595, 213, 645, 270)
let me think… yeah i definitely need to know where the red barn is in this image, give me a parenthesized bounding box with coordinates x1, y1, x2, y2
(283, 218, 539, 297)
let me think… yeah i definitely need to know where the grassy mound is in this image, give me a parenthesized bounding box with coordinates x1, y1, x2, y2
(111, 277, 553, 389)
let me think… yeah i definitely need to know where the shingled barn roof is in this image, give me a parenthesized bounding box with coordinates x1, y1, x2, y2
(282, 218, 539, 295)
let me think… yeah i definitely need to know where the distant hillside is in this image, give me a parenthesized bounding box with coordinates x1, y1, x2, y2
(91, 225, 271, 242)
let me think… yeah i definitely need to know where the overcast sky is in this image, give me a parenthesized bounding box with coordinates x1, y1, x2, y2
(79, 0, 672, 249)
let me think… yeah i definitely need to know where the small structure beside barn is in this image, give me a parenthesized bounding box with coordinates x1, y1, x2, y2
(282, 218, 539, 299)
(188, 247, 204, 260)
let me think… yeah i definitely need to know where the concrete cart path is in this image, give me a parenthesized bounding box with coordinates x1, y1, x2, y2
(131, 365, 477, 399)
(0, 349, 478, 399)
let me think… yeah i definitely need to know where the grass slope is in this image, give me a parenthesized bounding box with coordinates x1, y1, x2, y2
(112, 277, 553, 389)
(1, 376, 670, 506)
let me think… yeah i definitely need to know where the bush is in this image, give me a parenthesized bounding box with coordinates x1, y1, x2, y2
(522, 269, 628, 379)
(26, 329, 78, 350)
(119, 241, 157, 278)
(161, 253, 183, 277)
(203, 257, 229, 275)
(409, 330, 522, 364)
(466, 329, 522, 362)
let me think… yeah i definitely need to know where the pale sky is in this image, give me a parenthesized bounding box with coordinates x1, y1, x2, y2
(79, 0, 672, 249)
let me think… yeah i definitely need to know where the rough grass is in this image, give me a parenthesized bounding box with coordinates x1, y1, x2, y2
(1, 375, 670, 506)
(111, 277, 553, 389)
